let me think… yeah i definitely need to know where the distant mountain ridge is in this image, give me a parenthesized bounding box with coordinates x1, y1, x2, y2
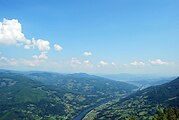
(26, 71, 137, 95)
(102, 73, 175, 90)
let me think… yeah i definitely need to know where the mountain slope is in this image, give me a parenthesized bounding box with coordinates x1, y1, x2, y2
(103, 73, 174, 90)
(134, 77, 179, 107)
(26, 72, 137, 95)
(93, 77, 179, 120)
(0, 72, 68, 119)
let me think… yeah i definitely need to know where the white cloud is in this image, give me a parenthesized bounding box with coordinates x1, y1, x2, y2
(54, 44, 63, 51)
(84, 60, 90, 64)
(0, 56, 17, 66)
(21, 59, 43, 67)
(24, 44, 31, 49)
(99, 61, 108, 66)
(83, 60, 94, 68)
(111, 62, 116, 66)
(31, 39, 50, 51)
(23, 38, 51, 54)
(33, 52, 48, 60)
(149, 59, 169, 65)
(71, 58, 81, 67)
(130, 61, 145, 66)
(0, 18, 26, 45)
(0, 18, 66, 66)
(0, 55, 44, 67)
(0, 18, 53, 52)
(83, 52, 92, 56)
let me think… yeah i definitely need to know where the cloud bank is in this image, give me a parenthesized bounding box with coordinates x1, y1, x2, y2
(149, 59, 169, 65)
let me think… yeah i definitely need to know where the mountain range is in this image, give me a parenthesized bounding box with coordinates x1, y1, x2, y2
(0, 69, 178, 120)
(0, 69, 137, 120)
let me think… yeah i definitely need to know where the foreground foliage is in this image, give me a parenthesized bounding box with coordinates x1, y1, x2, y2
(153, 108, 179, 120)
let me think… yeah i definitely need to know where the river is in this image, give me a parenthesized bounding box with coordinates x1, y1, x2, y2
(72, 98, 114, 120)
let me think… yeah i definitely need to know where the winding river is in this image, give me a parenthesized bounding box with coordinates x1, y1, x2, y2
(72, 98, 114, 120)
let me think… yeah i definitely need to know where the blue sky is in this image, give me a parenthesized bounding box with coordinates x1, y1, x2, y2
(0, 0, 179, 75)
